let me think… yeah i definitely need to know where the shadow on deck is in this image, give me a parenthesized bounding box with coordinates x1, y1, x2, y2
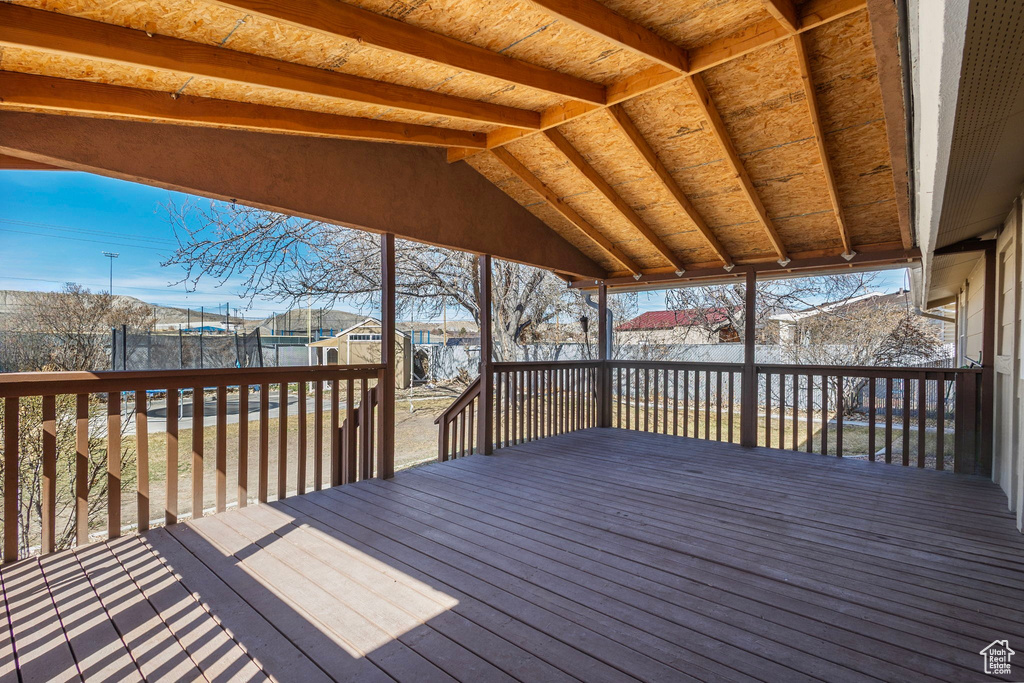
(3, 428, 1023, 682)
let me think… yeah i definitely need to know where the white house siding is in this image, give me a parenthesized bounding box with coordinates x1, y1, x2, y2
(994, 197, 1023, 530)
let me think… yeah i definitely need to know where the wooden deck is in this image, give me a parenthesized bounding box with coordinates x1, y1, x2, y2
(3, 428, 1023, 682)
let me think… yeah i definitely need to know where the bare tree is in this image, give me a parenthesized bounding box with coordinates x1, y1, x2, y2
(0, 285, 151, 554)
(1, 284, 156, 372)
(165, 200, 633, 361)
(663, 274, 878, 347)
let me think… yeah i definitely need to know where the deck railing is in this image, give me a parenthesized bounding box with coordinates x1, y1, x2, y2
(610, 361, 743, 443)
(438, 360, 984, 475)
(493, 361, 600, 450)
(435, 361, 601, 461)
(0, 364, 384, 562)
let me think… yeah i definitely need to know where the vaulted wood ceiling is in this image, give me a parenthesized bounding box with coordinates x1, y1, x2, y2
(0, 0, 911, 281)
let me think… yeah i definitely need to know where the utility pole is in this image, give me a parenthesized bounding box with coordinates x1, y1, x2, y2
(102, 251, 119, 295)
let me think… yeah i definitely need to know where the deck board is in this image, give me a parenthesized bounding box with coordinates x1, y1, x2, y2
(2, 428, 1023, 682)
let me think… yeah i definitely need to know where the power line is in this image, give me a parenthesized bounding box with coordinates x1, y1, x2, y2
(0, 227, 168, 252)
(0, 218, 178, 246)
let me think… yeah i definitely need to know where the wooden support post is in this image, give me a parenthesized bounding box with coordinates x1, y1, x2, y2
(740, 269, 757, 447)
(477, 254, 494, 454)
(377, 233, 396, 479)
(979, 245, 996, 476)
(597, 281, 611, 428)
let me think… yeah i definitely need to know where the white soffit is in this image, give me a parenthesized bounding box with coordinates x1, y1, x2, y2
(918, 0, 1024, 301)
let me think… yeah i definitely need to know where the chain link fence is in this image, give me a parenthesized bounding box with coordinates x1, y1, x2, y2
(111, 327, 264, 370)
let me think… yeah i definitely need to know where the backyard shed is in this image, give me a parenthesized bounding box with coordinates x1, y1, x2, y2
(308, 318, 413, 388)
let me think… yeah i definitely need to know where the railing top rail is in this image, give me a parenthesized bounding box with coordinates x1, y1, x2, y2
(609, 360, 744, 370)
(0, 364, 386, 398)
(755, 363, 980, 376)
(434, 375, 481, 425)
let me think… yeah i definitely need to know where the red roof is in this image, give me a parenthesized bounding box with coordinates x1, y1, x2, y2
(616, 308, 733, 331)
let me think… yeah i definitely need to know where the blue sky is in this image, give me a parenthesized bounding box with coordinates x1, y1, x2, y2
(1, 170, 909, 319)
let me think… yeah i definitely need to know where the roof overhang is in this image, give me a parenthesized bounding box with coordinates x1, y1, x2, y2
(912, 0, 1024, 303)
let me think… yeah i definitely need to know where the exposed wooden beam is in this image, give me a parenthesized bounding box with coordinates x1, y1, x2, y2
(762, 0, 801, 33)
(792, 34, 853, 255)
(0, 153, 62, 170)
(0, 72, 487, 148)
(865, 0, 913, 250)
(450, 0, 867, 162)
(605, 104, 734, 267)
(686, 74, 789, 263)
(572, 247, 922, 289)
(525, 0, 688, 72)
(543, 128, 686, 272)
(490, 147, 641, 275)
(0, 3, 540, 131)
(210, 0, 605, 104)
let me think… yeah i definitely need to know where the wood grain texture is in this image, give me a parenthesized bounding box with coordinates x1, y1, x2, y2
(2, 428, 1021, 681)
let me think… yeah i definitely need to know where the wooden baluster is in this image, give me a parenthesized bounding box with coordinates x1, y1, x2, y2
(820, 375, 828, 455)
(76, 393, 90, 543)
(277, 382, 288, 499)
(764, 372, 772, 447)
(166, 389, 179, 524)
(917, 373, 927, 468)
(259, 383, 269, 502)
(215, 385, 227, 511)
(297, 381, 307, 494)
(460, 403, 468, 456)
(238, 385, 248, 506)
(331, 379, 341, 485)
(494, 371, 502, 447)
(902, 378, 911, 466)
(715, 371, 723, 442)
(791, 373, 798, 451)
(107, 391, 122, 539)
(936, 375, 946, 471)
(314, 381, 323, 490)
(805, 375, 813, 453)
(684, 370, 692, 436)
(4, 397, 20, 561)
(42, 395, 57, 552)
(885, 377, 893, 463)
(867, 377, 876, 461)
(360, 379, 371, 473)
(693, 370, 700, 438)
(667, 369, 675, 436)
(539, 369, 545, 436)
(836, 375, 844, 458)
(191, 387, 204, 518)
(508, 371, 516, 445)
(652, 368, 659, 433)
(703, 370, 711, 441)
(774, 374, 782, 448)
(728, 371, 736, 444)
(469, 399, 477, 454)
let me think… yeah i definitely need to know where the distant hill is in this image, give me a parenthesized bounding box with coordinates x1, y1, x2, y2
(0, 289, 247, 329)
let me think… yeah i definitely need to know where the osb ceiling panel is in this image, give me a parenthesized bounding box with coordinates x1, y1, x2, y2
(591, 0, 772, 50)
(0, 1, 909, 278)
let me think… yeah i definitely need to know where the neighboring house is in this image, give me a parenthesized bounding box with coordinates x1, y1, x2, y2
(615, 309, 740, 345)
(307, 318, 413, 388)
(770, 290, 952, 346)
